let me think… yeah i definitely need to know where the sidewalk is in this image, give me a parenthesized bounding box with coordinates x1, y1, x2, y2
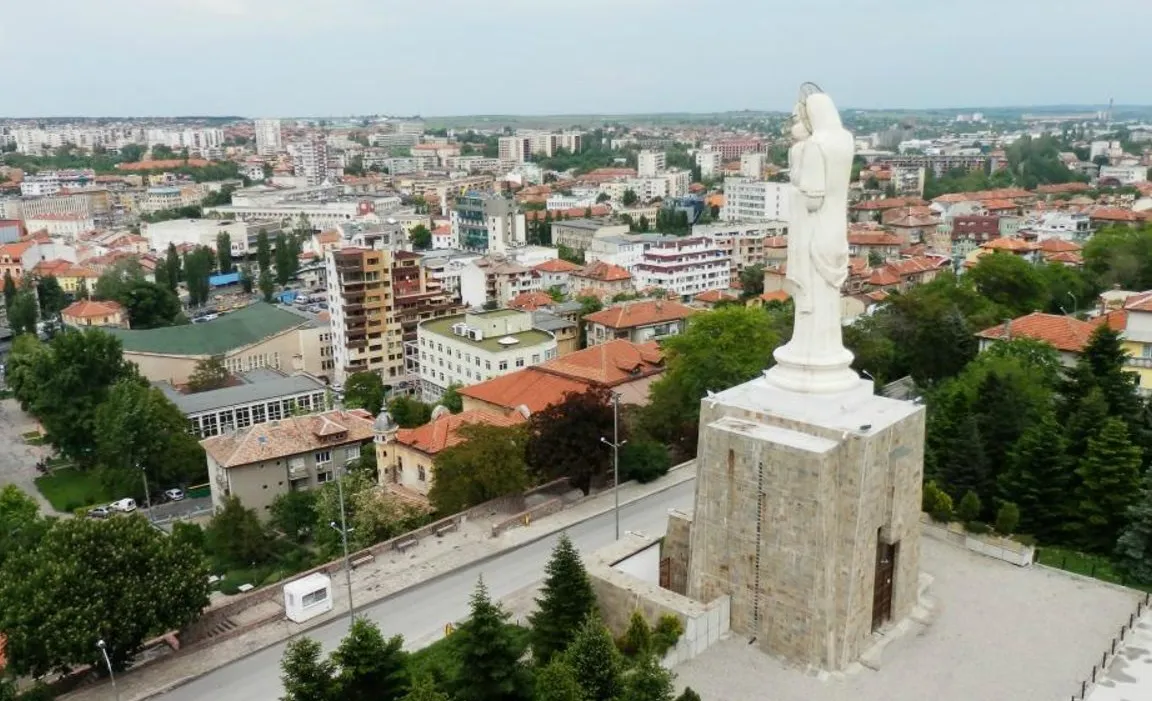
(62, 464, 697, 701)
(1085, 601, 1152, 701)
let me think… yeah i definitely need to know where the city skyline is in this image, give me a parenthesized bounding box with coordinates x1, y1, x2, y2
(2, 0, 1149, 117)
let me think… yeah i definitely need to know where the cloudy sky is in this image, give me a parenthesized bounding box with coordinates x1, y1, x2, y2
(1, 0, 1147, 117)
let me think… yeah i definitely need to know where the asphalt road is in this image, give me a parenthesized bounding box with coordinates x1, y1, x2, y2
(159, 479, 695, 701)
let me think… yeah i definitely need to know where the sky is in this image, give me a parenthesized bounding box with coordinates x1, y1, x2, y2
(2, 0, 1149, 118)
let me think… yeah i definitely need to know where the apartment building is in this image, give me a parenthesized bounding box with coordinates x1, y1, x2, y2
(139, 185, 206, 215)
(551, 219, 630, 252)
(632, 237, 730, 298)
(459, 255, 540, 308)
(24, 213, 94, 240)
(532, 258, 582, 293)
(292, 136, 338, 186)
(570, 261, 634, 297)
(498, 136, 532, 163)
(692, 221, 786, 284)
(721, 178, 791, 221)
(20, 170, 97, 197)
(325, 246, 402, 387)
(254, 119, 282, 155)
(638, 151, 666, 177)
(416, 309, 558, 401)
(392, 250, 463, 380)
(201, 408, 376, 517)
(449, 192, 526, 252)
(875, 153, 988, 178)
(696, 150, 723, 179)
(1099, 165, 1148, 185)
(143, 219, 269, 256)
(740, 153, 766, 179)
(702, 139, 764, 160)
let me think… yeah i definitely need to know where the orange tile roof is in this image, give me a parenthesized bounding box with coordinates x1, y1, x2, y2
(0, 240, 33, 260)
(1045, 251, 1083, 265)
(582, 299, 694, 329)
(976, 312, 1103, 353)
(538, 339, 664, 386)
(395, 409, 524, 456)
(533, 258, 583, 273)
(848, 232, 903, 246)
(982, 237, 1038, 252)
(575, 261, 632, 283)
(1037, 183, 1092, 194)
(458, 369, 592, 414)
(508, 290, 555, 311)
(850, 197, 926, 211)
(524, 205, 612, 222)
(693, 289, 736, 303)
(1038, 238, 1082, 253)
(31, 259, 99, 278)
(115, 158, 210, 171)
(981, 199, 1019, 211)
(1123, 292, 1152, 313)
(61, 299, 124, 319)
(760, 290, 791, 302)
(933, 188, 1032, 204)
(867, 268, 901, 286)
(1089, 207, 1142, 223)
(201, 409, 374, 468)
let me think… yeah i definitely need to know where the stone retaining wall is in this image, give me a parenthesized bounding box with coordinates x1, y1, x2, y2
(490, 498, 565, 537)
(919, 513, 1034, 567)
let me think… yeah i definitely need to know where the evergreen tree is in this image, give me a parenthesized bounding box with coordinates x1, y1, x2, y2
(972, 370, 1030, 505)
(1074, 417, 1144, 552)
(402, 676, 450, 701)
(1083, 326, 1143, 424)
(2, 270, 16, 310)
(620, 653, 675, 701)
(332, 618, 410, 701)
(256, 229, 272, 273)
(618, 611, 652, 658)
(529, 535, 598, 663)
(1065, 387, 1111, 461)
(164, 243, 181, 290)
(260, 269, 275, 303)
(281, 638, 337, 701)
(674, 689, 702, 701)
(1116, 467, 1152, 584)
(452, 578, 529, 701)
(566, 615, 623, 701)
(998, 408, 1073, 542)
(927, 389, 988, 500)
(533, 657, 582, 701)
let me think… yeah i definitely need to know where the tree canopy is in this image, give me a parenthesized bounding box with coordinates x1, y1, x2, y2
(525, 387, 615, 495)
(430, 424, 530, 514)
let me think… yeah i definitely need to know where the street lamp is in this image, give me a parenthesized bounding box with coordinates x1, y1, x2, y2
(600, 392, 626, 540)
(138, 462, 153, 521)
(96, 639, 119, 701)
(330, 466, 355, 628)
(1067, 291, 1078, 316)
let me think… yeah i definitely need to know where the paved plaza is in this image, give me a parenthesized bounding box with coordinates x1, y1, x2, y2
(674, 537, 1143, 701)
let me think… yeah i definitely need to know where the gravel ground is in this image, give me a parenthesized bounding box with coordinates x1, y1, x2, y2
(674, 537, 1142, 701)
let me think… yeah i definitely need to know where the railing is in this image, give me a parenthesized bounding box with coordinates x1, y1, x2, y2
(1068, 592, 1151, 700)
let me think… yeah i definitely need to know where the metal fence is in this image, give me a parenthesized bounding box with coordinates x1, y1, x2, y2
(1068, 592, 1151, 701)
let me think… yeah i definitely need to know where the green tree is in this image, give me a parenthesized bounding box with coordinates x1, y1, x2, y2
(956, 491, 982, 523)
(410, 224, 432, 251)
(619, 439, 672, 484)
(618, 611, 653, 658)
(525, 386, 615, 495)
(1074, 417, 1144, 552)
(121, 279, 183, 329)
(529, 535, 598, 663)
(164, 242, 181, 292)
(925, 386, 988, 499)
(1116, 467, 1152, 583)
(270, 490, 318, 542)
(440, 383, 464, 413)
(205, 495, 270, 568)
(187, 355, 231, 393)
(997, 408, 1072, 541)
(35, 275, 65, 318)
(3, 270, 17, 309)
(0, 516, 209, 676)
(256, 229, 272, 273)
(275, 232, 298, 285)
(343, 372, 386, 414)
(240, 264, 254, 293)
(0, 485, 46, 570)
(403, 676, 450, 701)
(995, 502, 1020, 534)
(259, 269, 275, 302)
(738, 264, 765, 298)
(642, 306, 777, 453)
(533, 658, 582, 701)
(430, 424, 530, 514)
(313, 471, 414, 555)
(566, 615, 623, 701)
(7, 290, 37, 336)
(451, 578, 530, 701)
(332, 619, 410, 701)
(93, 258, 146, 303)
(281, 638, 337, 701)
(620, 653, 675, 701)
(388, 395, 434, 428)
(622, 189, 638, 206)
(674, 689, 702, 701)
(184, 246, 214, 307)
(216, 232, 234, 273)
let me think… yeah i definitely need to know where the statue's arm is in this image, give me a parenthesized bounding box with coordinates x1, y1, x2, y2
(795, 142, 826, 212)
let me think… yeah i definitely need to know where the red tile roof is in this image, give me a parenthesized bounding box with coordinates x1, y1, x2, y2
(61, 299, 124, 319)
(538, 339, 664, 386)
(582, 299, 695, 329)
(533, 258, 583, 273)
(1089, 207, 1143, 223)
(575, 261, 632, 283)
(848, 232, 903, 246)
(933, 188, 1032, 204)
(508, 290, 555, 311)
(976, 312, 1104, 353)
(1037, 238, 1082, 253)
(982, 237, 1037, 252)
(458, 369, 591, 414)
(693, 289, 736, 303)
(395, 409, 525, 456)
(1037, 183, 1092, 194)
(850, 197, 926, 211)
(760, 290, 791, 303)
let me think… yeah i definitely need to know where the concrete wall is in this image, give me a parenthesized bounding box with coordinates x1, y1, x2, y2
(587, 533, 729, 667)
(613, 541, 660, 585)
(663, 510, 692, 596)
(920, 515, 1034, 567)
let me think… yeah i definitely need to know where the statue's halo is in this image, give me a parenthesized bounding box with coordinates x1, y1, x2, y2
(797, 82, 824, 132)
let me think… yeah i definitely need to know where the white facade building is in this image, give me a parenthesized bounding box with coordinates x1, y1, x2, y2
(458, 255, 540, 308)
(416, 309, 558, 401)
(632, 237, 730, 298)
(638, 151, 666, 178)
(292, 137, 336, 186)
(740, 153, 766, 179)
(498, 136, 531, 163)
(696, 150, 722, 178)
(143, 219, 263, 256)
(254, 119, 283, 156)
(721, 178, 792, 221)
(24, 213, 94, 240)
(1100, 164, 1148, 185)
(19, 170, 96, 197)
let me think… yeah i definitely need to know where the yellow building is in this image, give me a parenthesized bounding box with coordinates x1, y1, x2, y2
(31, 259, 99, 293)
(61, 299, 127, 329)
(1115, 293, 1152, 392)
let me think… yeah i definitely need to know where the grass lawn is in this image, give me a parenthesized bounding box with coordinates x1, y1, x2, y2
(1036, 545, 1152, 592)
(34, 469, 115, 513)
(408, 624, 528, 683)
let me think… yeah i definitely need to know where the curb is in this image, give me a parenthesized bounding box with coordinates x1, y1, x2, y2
(122, 468, 698, 701)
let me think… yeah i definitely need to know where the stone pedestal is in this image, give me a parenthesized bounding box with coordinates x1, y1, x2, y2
(687, 375, 924, 671)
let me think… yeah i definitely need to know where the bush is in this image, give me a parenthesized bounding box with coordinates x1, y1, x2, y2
(651, 614, 683, 656)
(995, 502, 1020, 535)
(675, 689, 702, 701)
(620, 440, 672, 484)
(922, 481, 953, 522)
(617, 610, 652, 658)
(1012, 533, 1037, 547)
(172, 521, 206, 552)
(957, 490, 982, 523)
(963, 521, 991, 535)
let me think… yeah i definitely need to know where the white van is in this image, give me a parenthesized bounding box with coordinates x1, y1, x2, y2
(109, 498, 137, 513)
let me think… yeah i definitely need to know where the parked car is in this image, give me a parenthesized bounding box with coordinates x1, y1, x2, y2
(164, 488, 185, 502)
(109, 498, 137, 513)
(87, 506, 111, 519)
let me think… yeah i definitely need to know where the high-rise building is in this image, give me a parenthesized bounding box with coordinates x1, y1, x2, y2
(721, 178, 791, 221)
(392, 250, 464, 382)
(740, 153, 766, 179)
(254, 119, 283, 156)
(326, 247, 401, 388)
(450, 192, 526, 253)
(696, 150, 722, 178)
(293, 136, 333, 186)
(498, 136, 531, 163)
(638, 150, 666, 177)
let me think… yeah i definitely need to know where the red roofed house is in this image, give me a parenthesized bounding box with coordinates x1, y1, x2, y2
(847, 231, 903, 263)
(866, 256, 950, 293)
(532, 258, 583, 294)
(976, 312, 1110, 367)
(377, 406, 527, 498)
(583, 299, 694, 346)
(61, 299, 128, 329)
(458, 339, 666, 416)
(570, 261, 634, 297)
(508, 290, 555, 311)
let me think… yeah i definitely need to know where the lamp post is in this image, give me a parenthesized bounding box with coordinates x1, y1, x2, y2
(1067, 291, 1078, 316)
(138, 462, 153, 521)
(330, 465, 355, 628)
(600, 392, 626, 540)
(96, 639, 119, 701)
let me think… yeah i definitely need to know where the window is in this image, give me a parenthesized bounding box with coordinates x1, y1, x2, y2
(485, 360, 491, 370)
(418, 466, 426, 482)
(316, 471, 333, 484)
(498, 360, 508, 370)
(315, 450, 332, 465)
(516, 357, 525, 367)
(532, 354, 540, 364)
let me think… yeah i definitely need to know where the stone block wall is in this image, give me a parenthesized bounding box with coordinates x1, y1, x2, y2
(663, 510, 693, 596)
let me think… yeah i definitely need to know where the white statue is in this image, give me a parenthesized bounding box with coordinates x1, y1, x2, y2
(765, 86, 861, 394)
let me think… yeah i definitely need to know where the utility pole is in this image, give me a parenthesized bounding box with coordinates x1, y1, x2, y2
(138, 462, 152, 521)
(330, 465, 355, 628)
(600, 392, 626, 540)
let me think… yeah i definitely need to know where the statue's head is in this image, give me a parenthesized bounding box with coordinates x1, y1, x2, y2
(790, 105, 810, 142)
(804, 93, 843, 133)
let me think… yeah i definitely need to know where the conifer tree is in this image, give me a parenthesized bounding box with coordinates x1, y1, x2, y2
(620, 653, 675, 701)
(998, 408, 1073, 542)
(566, 615, 623, 701)
(529, 535, 598, 663)
(618, 610, 653, 659)
(402, 676, 450, 701)
(674, 689, 702, 701)
(1116, 467, 1152, 584)
(280, 638, 336, 701)
(533, 657, 583, 701)
(453, 578, 529, 701)
(332, 618, 410, 701)
(1075, 417, 1144, 552)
